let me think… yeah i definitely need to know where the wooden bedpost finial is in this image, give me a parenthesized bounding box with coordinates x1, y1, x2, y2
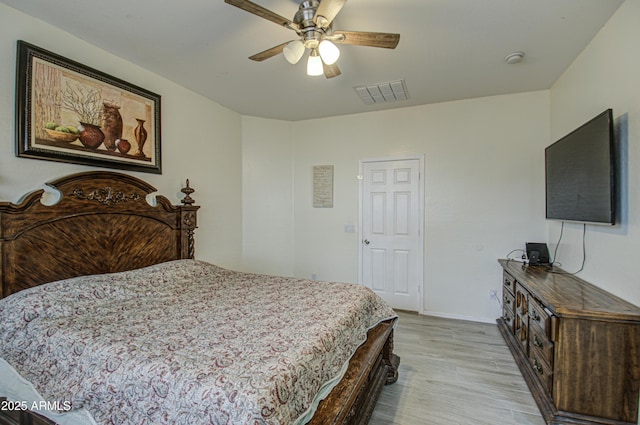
(180, 179, 195, 205)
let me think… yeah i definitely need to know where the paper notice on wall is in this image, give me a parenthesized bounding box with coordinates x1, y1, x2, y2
(313, 165, 334, 208)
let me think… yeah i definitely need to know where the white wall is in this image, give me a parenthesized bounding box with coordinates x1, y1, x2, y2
(0, 4, 244, 269)
(241, 116, 294, 276)
(242, 91, 550, 322)
(289, 92, 550, 322)
(549, 0, 640, 307)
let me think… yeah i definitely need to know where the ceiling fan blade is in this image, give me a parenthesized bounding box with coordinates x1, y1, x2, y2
(249, 42, 289, 61)
(323, 62, 341, 79)
(225, 0, 298, 30)
(314, 0, 347, 28)
(333, 30, 400, 49)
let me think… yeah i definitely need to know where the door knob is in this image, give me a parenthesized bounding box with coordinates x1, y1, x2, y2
(363, 239, 370, 245)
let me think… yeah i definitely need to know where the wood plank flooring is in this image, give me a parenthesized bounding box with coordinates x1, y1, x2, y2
(370, 311, 545, 425)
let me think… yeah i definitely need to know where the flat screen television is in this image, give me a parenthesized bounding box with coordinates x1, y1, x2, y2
(545, 109, 615, 225)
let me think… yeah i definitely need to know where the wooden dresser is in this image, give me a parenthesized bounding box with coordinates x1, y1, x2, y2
(497, 259, 640, 425)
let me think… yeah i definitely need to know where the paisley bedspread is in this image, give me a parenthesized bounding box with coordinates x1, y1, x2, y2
(0, 260, 396, 425)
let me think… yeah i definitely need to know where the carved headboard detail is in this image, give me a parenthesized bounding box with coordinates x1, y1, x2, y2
(0, 171, 199, 298)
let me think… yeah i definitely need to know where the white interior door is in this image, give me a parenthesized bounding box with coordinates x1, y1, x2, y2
(360, 158, 423, 311)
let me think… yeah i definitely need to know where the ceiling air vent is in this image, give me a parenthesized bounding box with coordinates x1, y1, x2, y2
(354, 79, 409, 105)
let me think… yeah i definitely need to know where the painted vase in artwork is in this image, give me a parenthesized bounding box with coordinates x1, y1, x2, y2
(78, 122, 105, 149)
(133, 118, 148, 157)
(115, 139, 131, 154)
(102, 102, 123, 151)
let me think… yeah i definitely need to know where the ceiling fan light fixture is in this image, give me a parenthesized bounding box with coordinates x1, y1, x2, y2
(307, 49, 324, 76)
(224, 0, 400, 78)
(283, 40, 305, 64)
(318, 39, 340, 65)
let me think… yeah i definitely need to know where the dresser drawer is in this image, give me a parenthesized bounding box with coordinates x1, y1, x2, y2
(502, 271, 516, 295)
(529, 351, 553, 395)
(503, 289, 516, 313)
(530, 324, 554, 368)
(502, 304, 515, 334)
(528, 298, 556, 340)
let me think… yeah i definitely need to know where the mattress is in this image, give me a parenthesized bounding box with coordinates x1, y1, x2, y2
(0, 260, 396, 425)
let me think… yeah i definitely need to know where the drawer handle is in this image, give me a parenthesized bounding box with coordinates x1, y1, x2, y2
(503, 315, 512, 323)
(533, 335, 543, 348)
(504, 279, 512, 287)
(531, 310, 541, 322)
(533, 359, 544, 375)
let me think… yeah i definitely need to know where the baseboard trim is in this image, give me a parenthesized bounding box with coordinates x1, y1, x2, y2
(419, 310, 496, 324)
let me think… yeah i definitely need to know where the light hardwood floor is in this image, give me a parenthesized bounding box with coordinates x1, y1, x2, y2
(370, 311, 546, 425)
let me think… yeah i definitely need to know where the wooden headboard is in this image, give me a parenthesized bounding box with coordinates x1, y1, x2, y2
(0, 171, 199, 298)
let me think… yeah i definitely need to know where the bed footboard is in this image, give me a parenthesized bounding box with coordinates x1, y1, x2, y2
(309, 319, 400, 425)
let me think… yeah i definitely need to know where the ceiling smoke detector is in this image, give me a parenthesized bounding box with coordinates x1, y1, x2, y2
(505, 51, 525, 64)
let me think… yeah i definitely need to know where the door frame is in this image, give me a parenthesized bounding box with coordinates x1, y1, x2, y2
(357, 154, 425, 313)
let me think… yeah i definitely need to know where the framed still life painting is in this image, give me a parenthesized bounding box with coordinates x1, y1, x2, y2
(15, 40, 162, 174)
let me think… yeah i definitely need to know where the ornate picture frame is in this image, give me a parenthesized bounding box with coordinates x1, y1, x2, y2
(15, 40, 162, 174)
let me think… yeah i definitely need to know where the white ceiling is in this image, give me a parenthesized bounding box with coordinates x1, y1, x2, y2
(1, 0, 623, 121)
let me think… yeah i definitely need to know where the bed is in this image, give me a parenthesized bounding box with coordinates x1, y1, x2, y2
(0, 171, 399, 425)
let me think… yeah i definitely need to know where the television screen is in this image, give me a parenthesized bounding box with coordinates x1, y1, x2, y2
(545, 109, 615, 225)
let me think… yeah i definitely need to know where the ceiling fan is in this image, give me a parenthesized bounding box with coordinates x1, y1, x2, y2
(224, 0, 400, 78)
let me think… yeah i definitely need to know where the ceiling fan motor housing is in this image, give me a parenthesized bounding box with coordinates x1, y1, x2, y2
(295, 0, 321, 28)
(295, 0, 330, 49)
